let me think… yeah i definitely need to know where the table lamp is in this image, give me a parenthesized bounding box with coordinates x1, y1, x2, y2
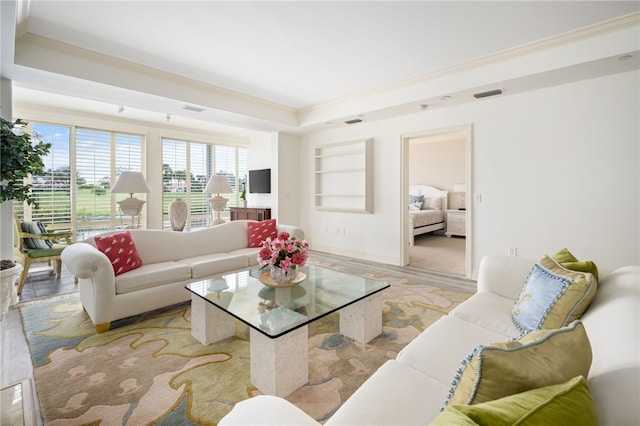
(204, 175, 233, 225)
(111, 171, 152, 228)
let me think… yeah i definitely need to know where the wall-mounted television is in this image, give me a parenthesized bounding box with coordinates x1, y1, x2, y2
(249, 168, 271, 193)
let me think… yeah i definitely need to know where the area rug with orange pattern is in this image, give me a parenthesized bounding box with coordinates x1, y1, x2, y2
(20, 256, 473, 425)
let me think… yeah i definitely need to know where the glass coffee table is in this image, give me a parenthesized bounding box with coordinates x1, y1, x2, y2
(185, 264, 390, 397)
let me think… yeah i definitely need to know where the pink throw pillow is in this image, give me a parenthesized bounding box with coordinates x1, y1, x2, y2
(247, 219, 277, 248)
(94, 231, 143, 276)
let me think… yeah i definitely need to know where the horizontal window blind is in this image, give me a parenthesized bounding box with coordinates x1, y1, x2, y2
(162, 139, 247, 230)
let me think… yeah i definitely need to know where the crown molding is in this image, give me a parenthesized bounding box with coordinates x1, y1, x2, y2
(16, 32, 297, 115)
(301, 11, 640, 115)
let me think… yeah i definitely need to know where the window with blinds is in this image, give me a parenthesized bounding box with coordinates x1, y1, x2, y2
(18, 123, 144, 240)
(26, 123, 72, 231)
(162, 138, 247, 230)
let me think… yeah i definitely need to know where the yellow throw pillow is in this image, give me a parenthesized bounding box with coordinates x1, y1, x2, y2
(512, 256, 597, 332)
(552, 248, 599, 281)
(431, 376, 597, 426)
(444, 320, 592, 407)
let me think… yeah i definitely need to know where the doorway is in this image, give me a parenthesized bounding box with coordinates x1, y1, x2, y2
(400, 125, 473, 278)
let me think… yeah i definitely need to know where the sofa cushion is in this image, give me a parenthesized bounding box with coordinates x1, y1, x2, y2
(397, 315, 510, 384)
(94, 231, 143, 276)
(431, 376, 597, 426)
(449, 292, 522, 338)
(511, 256, 597, 333)
(229, 248, 262, 266)
(324, 360, 450, 426)
(177, 253, 249, 279)
(115, 261, 192, 294)
(21, 221, 53, 249)
(247, 219, 277, 248)
(445, 320, 592, 407)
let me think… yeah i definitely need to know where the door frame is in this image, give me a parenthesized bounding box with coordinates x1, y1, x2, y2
(400, 124, 473, 278)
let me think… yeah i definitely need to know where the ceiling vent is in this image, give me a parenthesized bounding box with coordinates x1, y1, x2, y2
(473, 88, 503, 99)
(183, 105, 206, 112)
(344, 118, 363, 125)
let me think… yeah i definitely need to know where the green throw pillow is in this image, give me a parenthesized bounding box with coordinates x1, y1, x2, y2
(512, 256, 597, 332)
(431, 376, 597, 426)
(552, 248, 599, 281)
(444, 320, 592, 407)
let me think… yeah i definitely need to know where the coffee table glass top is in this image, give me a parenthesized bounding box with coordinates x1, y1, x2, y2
(185, 264, 389, 338)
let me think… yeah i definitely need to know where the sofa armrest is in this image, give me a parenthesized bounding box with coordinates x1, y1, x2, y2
(61, 242, 117, 325)
(476, 255, 535, 299)
(219, 395, 320, 426)
(276, 224, 305, 242)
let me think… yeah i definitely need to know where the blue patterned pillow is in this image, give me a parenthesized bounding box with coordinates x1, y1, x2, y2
(512, 263, 572, 333)
(21, 221, 53, 249)
(409, 194, 424, 204)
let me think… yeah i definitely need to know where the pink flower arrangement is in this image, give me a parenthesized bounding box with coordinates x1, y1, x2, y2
(258, 231, 309, 273)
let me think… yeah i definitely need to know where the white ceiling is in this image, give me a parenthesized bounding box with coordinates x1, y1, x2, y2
(2, 1, 639, 134)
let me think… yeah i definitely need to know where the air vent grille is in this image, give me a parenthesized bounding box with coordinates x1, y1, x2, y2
(473, 89, 503, 99)
(183, 105, 206, 112)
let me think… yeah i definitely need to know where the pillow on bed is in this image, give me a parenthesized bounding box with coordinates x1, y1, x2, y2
(422, 197, 442, 210)
(409, 194, 424, 204)
(409, 201, 422, 211)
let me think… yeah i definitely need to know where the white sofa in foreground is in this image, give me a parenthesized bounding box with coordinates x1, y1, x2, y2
(61, 220, 304, 332)
(220, 255, 639, 426)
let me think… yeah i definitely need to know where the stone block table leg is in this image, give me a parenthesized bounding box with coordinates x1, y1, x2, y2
(250, 326, 308, 397)
(190, 295, 235, 345)
(340, 293, 383, 344)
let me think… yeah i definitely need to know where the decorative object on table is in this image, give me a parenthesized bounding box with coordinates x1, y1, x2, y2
(453, 183, 466, 210)
(0, 260, 22, 320)
(257, 231, 309, 285)
(240, 183, 247, 207)
(258, 270, 307, 288)
(204, 175, 233, 225)
(111, 171, 152, 229)
(168, 197, 188, 231)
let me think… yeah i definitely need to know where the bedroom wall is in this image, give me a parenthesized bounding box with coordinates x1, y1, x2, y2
(298, 69, 640, 276)
(409, 135, 465, 209)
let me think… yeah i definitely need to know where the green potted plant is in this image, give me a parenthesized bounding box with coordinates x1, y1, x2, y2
(1, 117, 51, 207)
(0, 118, 50, 311)
(240, 183, 247, 207)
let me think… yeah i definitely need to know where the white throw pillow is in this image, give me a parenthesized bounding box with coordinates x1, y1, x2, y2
(422, 197, 442, 210)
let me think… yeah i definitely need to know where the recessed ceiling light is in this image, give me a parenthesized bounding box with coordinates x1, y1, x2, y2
(441, 95, 452, 101)
(420, 104, 428, 110)
(618, 54, 633, 61)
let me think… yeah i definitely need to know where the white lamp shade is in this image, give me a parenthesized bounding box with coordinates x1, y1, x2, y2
(204, 175, 233, 195)
(453, 183, 467, 193)
(111, 171, 152, 194)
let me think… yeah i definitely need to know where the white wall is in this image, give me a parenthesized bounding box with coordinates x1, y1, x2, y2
(409, 136, 466, 209)
(299, 70, 640, 275)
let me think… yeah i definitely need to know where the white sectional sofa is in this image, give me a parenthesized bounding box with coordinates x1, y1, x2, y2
(61, 220, 304, 333)
(219, 255, 640, 426)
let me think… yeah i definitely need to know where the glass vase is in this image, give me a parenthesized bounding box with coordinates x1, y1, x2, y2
(270, 265, 296, 284)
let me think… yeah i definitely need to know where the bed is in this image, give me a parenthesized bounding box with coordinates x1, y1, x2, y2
(408, 185, 448, 246)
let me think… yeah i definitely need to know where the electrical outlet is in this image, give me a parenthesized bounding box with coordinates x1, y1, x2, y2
(508, 247, 518, 256)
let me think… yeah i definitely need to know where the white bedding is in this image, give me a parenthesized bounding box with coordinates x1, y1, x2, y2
(410, 209, 444, 229)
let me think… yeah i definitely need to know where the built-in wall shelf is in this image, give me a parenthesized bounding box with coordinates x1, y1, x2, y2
(314, 138, 373, 213)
